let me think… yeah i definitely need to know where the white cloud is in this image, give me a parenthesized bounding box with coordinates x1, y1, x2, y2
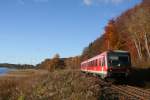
(83, 0, 93, 6)
(83, 0, 128, 6)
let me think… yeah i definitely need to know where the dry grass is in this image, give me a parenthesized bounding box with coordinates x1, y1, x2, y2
(0, 69, 101, 100)
(0, 69, 48, 100)
(0, 68, 150, 100)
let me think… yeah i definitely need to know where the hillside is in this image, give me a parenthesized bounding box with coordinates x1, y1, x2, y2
(81, 0, 150, 68)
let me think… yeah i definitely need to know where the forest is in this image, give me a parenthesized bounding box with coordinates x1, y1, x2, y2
(82, 0, 150, 68)
(39, 0, 150, 70)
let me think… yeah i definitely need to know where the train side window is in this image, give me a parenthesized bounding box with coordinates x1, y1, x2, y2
(93, 61, 95, 66)
(99, 59, 102, 66)
(92, 61, 94, 66)
(97, 59, 98, 66)
(93, 60, 96, 66)
(90, 61, 91, 66)
(93, 61, 94, 66)
(95, 59, 97, 66)
(93, 60, 95, 66)
(102, 57, 105, 67)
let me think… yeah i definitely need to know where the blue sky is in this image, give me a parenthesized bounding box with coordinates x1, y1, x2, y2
(0, 0, 141, 65)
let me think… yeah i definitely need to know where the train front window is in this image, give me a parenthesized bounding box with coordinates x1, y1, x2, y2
(108, 55, 130, 67)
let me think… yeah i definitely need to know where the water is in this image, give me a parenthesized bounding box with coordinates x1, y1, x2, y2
(0, 67, 10, 75)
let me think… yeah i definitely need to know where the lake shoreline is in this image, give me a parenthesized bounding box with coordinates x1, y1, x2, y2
(0, 67, 12, 75)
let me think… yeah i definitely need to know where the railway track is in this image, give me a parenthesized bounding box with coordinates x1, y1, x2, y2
(111, 85, 150, 100)
(85, 73, 150, 99)
(146, 89, 150, 92)
(97, 79, 150, 100)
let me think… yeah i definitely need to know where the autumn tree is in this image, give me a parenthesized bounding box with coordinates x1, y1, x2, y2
(81, 36, 105, 61)
(104, 20, 122, 50)
(65, 56, 81, 69)
(134, 6, 150, 60)
(38, 54, 65, 71)
(123, 2, 150, 61)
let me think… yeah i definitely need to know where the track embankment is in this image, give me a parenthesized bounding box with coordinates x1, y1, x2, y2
(96, 77, 150, 100)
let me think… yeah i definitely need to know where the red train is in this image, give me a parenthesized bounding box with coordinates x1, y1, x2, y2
(81, 50, 131, 79)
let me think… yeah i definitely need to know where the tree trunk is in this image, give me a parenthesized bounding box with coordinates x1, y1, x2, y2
(133, 33, 143, 60)
(137, 38, 142, 59)
(133, 38, 142, 60)
(144, 33, 150, 60)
